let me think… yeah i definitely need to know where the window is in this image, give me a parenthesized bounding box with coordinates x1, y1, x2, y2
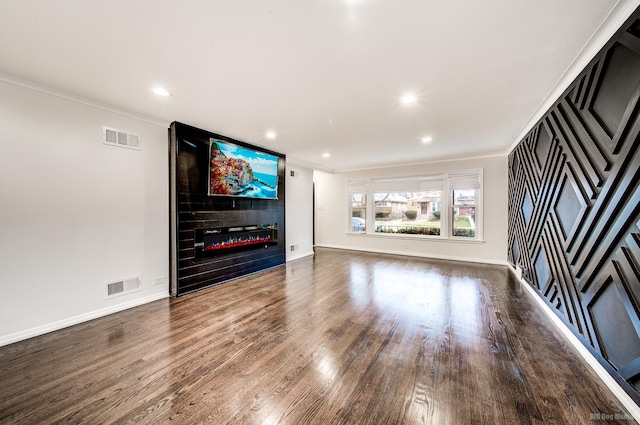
(350, 193, 367, 232)
(347, 169, 482, 241)
(374, 191, 442, 236)
(452, 189, 476, 237)
(449, 170, 482, 239)
(347, 179, 369, 232)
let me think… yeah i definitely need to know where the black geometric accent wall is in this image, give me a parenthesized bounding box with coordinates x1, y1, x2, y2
(508, 8, 640, 402)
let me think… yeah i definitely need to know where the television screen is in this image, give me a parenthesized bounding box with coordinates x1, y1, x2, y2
(208, 138, 279, 199)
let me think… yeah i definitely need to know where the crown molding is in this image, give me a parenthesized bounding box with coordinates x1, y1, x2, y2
(507, 0, 640, 154)
(0, 70, 169, 128)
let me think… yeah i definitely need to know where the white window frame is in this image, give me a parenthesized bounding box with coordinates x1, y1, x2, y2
(349, 193, 367, 233)
(346, 168, 483, 242)
(448, 169, 483, 241)
(451, 188, 480, 239)
(347, 179, 369, 233)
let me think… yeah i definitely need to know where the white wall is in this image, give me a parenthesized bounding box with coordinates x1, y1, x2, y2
(0, 77, 503, 345)
(314, 155, 508, 264)
(0, 79, 169, 345)
(285, 163, 315, 261)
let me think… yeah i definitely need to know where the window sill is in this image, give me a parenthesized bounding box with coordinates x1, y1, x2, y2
(346, 231, 485, 244)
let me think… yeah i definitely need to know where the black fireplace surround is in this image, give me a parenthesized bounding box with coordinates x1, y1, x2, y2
(170, 121, 286, 296)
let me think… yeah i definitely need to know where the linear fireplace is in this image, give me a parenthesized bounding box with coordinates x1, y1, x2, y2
(194, 224, 278, 257)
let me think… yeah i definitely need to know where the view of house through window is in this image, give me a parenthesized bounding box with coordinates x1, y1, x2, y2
(347, 169, 482, 240)
(374, 191, 442, 235)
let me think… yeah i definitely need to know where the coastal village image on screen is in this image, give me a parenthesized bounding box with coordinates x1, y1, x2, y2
(208, 138, 279, 199)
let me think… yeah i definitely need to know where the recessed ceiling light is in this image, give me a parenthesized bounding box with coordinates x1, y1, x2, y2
(400, 94, 417, 105)
(152, 87, 171, 97)
(265, 131, 277, 140)
(322, 153, 330, 158)
(421, 136, 433, 143)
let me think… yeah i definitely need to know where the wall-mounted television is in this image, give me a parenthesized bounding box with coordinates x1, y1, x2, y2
(208, 138, 279, 199)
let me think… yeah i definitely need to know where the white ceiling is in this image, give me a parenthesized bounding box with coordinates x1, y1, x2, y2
(0, 0, 636, 171)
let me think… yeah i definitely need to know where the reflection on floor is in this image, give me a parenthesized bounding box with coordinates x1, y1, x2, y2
(0, 248, 634, 424)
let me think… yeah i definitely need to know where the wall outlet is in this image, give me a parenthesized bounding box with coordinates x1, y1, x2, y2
(153, 276, 166, 285)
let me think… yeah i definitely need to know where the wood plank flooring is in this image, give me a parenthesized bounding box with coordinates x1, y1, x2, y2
(0, 248, 635, 424)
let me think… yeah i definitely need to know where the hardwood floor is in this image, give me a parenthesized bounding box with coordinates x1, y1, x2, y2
(0, 248, 635, 424)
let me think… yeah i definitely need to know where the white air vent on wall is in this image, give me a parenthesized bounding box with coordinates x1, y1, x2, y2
(103, 127, 141, 150)
(105, 275, 142, 298)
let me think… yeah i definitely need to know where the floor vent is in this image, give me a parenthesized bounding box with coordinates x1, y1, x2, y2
(103, 127, 141, 150)
(105, 275, 142, 298)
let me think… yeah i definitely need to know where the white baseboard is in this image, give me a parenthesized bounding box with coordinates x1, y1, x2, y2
(314, 243, 508, 266)
(286, 250, 315, 263)
(0, 292, 169, 348)
(510, 265, 640, 421)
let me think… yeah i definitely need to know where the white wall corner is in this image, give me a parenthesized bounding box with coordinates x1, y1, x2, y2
(286, 250, 315, 263)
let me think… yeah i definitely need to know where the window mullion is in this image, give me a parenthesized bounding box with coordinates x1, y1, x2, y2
(442, 174, 451, 238)
(367, 190, 373, 234)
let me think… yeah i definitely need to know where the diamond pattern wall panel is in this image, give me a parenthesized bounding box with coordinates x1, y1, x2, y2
(508, 10, 640, 402)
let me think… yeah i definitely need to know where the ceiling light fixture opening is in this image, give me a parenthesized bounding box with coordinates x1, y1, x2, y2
(265, 130, 277, 140)
(421, 136, 433, 143)
(400, 94, 417, 105)
(322, 153, 331, 159)
(153, 87, 171, 97)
